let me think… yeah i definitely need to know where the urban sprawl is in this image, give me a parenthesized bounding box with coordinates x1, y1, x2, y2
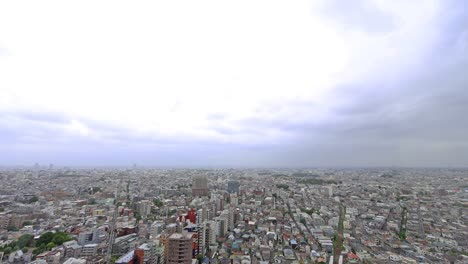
(0, 167, 467, 264)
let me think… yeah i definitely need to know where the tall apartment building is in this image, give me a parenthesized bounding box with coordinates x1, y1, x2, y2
(196, 207, 212, 224)
(151, 221, 165, 238)
(0, 213, 11, 230)
(165, 233, 192, 264)
(192, 176, 209, 197)
(215, 217, 228, 237)
(136, 200, 152, 217)
(230, 193, 239, 206)
(148, 243, 165, 264)
(195, 225, 205, 256)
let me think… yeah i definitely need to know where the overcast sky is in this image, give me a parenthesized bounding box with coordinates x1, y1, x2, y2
(1, 0, 467, 167)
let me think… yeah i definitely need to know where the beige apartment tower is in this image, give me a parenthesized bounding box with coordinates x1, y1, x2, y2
(165, 233, 192, 264)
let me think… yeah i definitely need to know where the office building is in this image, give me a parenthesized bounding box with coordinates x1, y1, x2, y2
(227, 180, 240, 194)
(192, 176, 209, 197)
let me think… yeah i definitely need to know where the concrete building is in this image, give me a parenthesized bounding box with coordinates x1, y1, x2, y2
(81, 244, 98, 258)
(151, 221, 165, 238)
(192, 176, 209, 197)
(216, 217, 228, 237)
(165, 233, 192, 264)
(136, 200, 152, 217)
(63, 241, 82, 259)
(63, 258, 87, 264)
(230, 194, 239, 206)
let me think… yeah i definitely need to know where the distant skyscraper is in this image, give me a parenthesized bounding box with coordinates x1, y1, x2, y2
(192, 176, 209, 197)
(33, 162, 40, 178)
(227, 180, 240, 194)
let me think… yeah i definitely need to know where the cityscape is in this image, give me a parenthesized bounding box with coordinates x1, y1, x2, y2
(0, 166, 466, 263)
(1, 0, 468, 264)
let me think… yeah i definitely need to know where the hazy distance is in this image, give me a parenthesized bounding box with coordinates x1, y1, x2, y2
(1, 0, 467, 167)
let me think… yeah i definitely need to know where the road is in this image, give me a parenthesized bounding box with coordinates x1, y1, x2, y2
(106, 181, 121, 264)
(333, 204, 345, 264)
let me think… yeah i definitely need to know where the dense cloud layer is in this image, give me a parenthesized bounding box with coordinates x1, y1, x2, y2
(0, 0, 467, 167)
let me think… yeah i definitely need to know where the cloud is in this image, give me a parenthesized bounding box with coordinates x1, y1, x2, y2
(313, 0, 396, 34)
(0, 0, 467, 166)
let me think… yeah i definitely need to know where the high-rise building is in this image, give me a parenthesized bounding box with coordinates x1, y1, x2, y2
(196, 209, 204, 224)
(195, 225, 205, 256)
(149, 243, 165, 264)
(165, 233, 192, 264)
(215, 217, 228, 237)
(151, 221, 165, 238)
(136, 200, 152, 217)
(192, 176, 209, 197)
(205, 221, 217, 250)
(230, 193, 238, 206)
(227, 180, 240, 194)
(227, 207, 235, 231)
(196, 207, 211, 223)
(210, 194, 224, 212)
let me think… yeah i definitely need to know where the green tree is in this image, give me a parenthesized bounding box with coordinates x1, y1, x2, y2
(7, 225, 18, 232)
(53, 232, 73, 245)
(276, 184, 289, 190)
(28, 196, 39, 204)
(46, 242, 56, 250)
(36, 232, 54, 247)
(196, 254, 204, 262)
(3, 247, 12, 255)
(17, 234, 34, 249)
(33, 245, 47, 255)
(153, 199, 163, 207)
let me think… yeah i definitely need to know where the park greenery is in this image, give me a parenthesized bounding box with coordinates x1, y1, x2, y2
(28, 196, 39, 204)
(296, 178, 340, 185)
(153, 198, 164, 207)
(300, 207, 320, 215)
(0, 231, 73, 258)
(276, 184, 289, 190)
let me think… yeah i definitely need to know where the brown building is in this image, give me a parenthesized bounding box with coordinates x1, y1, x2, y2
(165, 233, 192, 264)
(192, 176, 209, 197)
